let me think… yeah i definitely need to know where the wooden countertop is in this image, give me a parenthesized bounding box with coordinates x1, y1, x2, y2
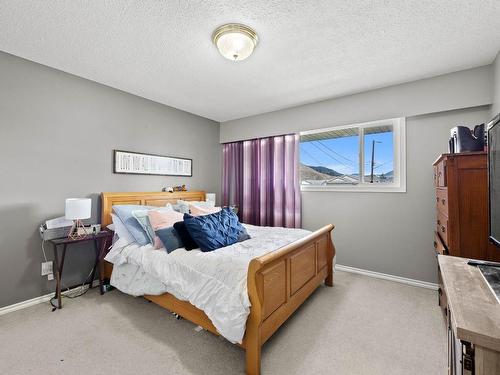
(439, 255, 500, 352)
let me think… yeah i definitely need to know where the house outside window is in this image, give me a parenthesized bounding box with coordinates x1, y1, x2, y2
(299, 118, 406, 192)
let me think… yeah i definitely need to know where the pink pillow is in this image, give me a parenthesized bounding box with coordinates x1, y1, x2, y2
(148, 210, 184, 249)
(189, 205, 221, 216)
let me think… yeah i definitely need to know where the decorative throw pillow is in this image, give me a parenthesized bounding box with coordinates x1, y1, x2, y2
(189, 204, 222, 216)
(155, 227, 184, 253)
(237, 226, 251, 242)
(131, 210, 153, 243)
(177, 200, 215, 214)
(183, 207, 250, 252)
(132, 207, 174, 245)
(173, 221, 199, 250)
(148, 210, 184, 249)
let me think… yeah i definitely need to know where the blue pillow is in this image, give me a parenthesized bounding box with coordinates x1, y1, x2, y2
(112, 205, 155, 246)
(155, 227, 184, 253)
(183, 207, 249, 252)
(238, 228, 251, 242)
(173, 221, 199, 250)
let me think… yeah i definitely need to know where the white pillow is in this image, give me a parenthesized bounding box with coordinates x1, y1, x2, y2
(177, 200, 215, 213)
(111, 213, 135, 244)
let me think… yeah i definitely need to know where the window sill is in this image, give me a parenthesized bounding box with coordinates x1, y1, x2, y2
(300, 184, 406, 193)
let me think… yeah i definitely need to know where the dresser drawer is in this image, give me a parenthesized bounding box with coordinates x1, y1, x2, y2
(436, 211, 449, 247)
(435, 188, 449, 217)
(434, 160, 447, 187)
(434, 231, 448, 255)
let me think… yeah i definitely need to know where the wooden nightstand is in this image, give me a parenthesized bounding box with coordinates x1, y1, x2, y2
(48, 230, 114, 310)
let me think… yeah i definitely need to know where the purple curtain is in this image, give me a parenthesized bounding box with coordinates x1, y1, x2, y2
(222, 134, 301, 228)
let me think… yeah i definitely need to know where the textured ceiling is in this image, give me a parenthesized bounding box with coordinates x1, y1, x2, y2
(1, 1, 499, 122)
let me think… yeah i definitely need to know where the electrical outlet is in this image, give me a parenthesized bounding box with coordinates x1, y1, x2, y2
(41, 261, 53, 276)
(47, 273, 54, 281)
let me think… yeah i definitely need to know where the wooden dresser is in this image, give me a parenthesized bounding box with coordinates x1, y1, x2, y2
(433, 152, 499, 262)
(438, 256, 500, 374)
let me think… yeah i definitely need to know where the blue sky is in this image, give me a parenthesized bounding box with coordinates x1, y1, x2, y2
(300, 131, 393, 175)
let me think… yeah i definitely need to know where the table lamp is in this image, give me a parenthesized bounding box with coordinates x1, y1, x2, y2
(65, 198, 91, 240)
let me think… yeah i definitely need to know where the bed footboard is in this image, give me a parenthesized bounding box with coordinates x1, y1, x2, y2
(245, 224, 335, 375)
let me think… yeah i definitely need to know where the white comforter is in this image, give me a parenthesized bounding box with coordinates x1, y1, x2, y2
(104, 224, 310, 344)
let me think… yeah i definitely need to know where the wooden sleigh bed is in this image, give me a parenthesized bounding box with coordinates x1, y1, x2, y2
(101, 191, 335, 375)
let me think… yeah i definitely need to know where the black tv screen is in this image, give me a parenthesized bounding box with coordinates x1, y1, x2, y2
(489, 114, 500, 247)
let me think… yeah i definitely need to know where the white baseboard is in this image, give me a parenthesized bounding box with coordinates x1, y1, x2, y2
(0, 292, 54, 316)
(1, 266, 437, 316)
(0, 286, 88, 316)
(335, 264, 438, 290)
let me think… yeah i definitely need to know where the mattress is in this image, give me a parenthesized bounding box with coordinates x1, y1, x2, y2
(104, 224, 311, 344)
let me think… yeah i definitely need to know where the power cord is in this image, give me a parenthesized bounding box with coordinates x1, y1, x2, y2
(49, 264, 98, 311)
(41, 240, 48, 262)
(48, 239, 114, 311)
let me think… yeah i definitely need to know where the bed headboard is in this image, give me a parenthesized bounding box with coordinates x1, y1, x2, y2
(101, 191, 206, 226)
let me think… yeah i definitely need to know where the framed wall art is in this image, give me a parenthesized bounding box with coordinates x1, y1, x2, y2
(113, 150, 192, 177)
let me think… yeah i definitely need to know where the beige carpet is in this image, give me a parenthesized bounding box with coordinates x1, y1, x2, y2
(0, 271, 446, 375)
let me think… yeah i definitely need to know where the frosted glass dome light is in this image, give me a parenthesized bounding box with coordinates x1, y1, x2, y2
(212, 24, 258, 62)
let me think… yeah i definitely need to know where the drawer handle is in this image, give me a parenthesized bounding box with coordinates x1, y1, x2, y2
(436, 197, 439, 202)
(441, 198, 446, 205)
(441, 225, 446, 233)
(437, 219, 441, 225)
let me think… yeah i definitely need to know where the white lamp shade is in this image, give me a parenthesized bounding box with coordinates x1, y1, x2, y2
(206, 193, 216, 204)
(65, 198, 91, 220)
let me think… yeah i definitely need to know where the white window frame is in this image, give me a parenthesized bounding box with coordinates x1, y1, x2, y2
(299, 117, 406, 193)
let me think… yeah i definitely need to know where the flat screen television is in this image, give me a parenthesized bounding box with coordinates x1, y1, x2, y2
(488, 113, 500, 248)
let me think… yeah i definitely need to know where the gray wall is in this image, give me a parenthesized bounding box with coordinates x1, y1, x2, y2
(220, 65, 492, 143)
(492, 51, 500, 117)
(302, 107, 490, 283)
(220, 66, 494, 284)
(0, 52, 221, 308)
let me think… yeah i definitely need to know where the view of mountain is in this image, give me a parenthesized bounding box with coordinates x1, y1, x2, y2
(299, 164, 333, 180)
(300, 163, 394, 183)
(306, 165, 343, 177)
(381, 170, 394, 177)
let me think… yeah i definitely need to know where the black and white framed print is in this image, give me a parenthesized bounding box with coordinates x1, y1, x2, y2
(113, 150, 192, 176)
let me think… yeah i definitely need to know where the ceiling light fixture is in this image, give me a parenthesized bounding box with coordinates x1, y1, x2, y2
(212, 23, 258, 62)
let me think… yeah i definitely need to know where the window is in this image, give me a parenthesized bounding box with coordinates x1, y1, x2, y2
(299, 118, 406, 192)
